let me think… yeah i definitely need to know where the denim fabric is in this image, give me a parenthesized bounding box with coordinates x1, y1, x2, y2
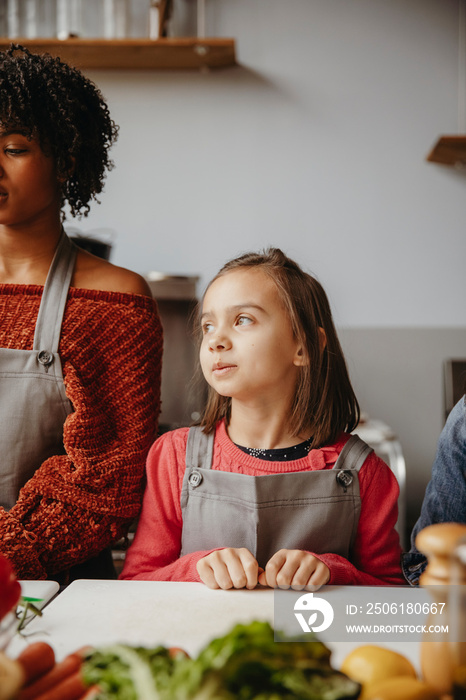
(402, 395, 466, 585)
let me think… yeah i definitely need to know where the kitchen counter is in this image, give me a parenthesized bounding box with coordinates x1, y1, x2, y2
(9, 580, 274, 661)
(8, 580, 428, 675)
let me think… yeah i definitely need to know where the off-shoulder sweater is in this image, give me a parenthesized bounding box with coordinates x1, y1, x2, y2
(0, 284, 163, 580)
(121, 421, 404, 586)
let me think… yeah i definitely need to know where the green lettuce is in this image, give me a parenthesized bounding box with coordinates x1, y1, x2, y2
(82, 621, 360, 700)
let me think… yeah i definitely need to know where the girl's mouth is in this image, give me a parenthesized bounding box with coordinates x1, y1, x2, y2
(213, 364, 237, 376)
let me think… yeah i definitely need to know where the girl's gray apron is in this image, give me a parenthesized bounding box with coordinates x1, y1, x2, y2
(180, 427, 373, 565)
(0, 231, 75, 510)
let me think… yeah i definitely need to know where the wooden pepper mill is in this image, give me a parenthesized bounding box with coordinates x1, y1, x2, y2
(416, 522, 466, 698)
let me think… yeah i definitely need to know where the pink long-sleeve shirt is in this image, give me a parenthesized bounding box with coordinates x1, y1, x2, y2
(121, 420, 404, 586)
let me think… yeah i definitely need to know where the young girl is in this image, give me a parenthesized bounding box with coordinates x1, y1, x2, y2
(121, 248, 403, 589)
(0, 45, 162, 581)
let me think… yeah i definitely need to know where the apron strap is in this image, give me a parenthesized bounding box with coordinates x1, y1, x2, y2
(332, 434, 373, 472)
(186, 426, 214, 470)
(33, 231, 78, 353)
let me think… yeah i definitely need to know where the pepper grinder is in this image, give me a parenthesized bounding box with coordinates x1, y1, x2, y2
(450, 536, 466, 700)
(416, 522, 466, 697)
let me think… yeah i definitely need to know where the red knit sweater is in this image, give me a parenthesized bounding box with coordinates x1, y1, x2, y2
(121, 421, 404, 586)
(0, 284, 163, 580)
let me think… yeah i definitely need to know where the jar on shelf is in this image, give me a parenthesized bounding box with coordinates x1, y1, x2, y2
(36, 0, 56, 38)
(56, 0, 83, 39)
(103, 0, 129, 39)
(6, 0, 20, 38)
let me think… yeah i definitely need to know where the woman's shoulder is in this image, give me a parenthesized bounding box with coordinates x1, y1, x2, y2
(65, 250, 160, 323)
(61, 282, 162, 356)
(64, 285, 161, 341)
(445, 395, 466, 431)
(72, 249, 152, 297)
(434, 395, 466, 473)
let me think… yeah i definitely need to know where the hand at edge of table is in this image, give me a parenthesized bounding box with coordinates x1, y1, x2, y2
(197, 548, 330, 591)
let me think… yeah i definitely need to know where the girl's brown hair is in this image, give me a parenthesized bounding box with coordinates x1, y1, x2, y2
(197, 248, 359, 448)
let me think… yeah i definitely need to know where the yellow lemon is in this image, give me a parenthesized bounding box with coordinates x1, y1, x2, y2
(341, 645, 417, 697)
(363, 676, 440, 700)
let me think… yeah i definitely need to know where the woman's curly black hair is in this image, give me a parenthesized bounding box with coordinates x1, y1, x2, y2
(0, 44, 119, 218)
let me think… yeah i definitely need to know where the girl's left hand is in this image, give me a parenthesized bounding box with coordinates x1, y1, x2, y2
(258, 549, 330, 591)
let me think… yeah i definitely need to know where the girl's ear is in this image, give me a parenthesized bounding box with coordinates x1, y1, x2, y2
(293, 345, 309, 367)
(293, 327, 326, 366)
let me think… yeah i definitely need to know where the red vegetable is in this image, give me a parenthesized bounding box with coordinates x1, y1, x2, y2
(168, 647, 190, 659)
(33, 670, 88, 700)
(17, 651, 83, 700)
(0, 554, 21, 621)
(16, 642, 56, 686)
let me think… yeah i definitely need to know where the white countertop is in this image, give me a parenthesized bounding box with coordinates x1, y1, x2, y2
(8, 580, 424, 674)
(9, 580, 274, 661)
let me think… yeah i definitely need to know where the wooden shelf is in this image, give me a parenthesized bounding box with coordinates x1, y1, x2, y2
(0, 37, 237, 70)
(426, 135, 466, 167)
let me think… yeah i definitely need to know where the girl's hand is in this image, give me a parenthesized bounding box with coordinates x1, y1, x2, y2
(197, 548, 260, 590)
(258, 549, 330, 591)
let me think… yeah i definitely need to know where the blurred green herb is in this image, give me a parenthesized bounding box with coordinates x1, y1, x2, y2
(82, 621, 361, 700)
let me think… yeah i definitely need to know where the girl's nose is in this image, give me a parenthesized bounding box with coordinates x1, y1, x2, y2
(208, 332, 231, 352)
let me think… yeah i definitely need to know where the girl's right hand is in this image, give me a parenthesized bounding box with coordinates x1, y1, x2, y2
(196, 548, 260, 590)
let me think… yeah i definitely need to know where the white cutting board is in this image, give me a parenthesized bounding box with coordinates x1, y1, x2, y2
(9, 580, 275, 661)
(19, 580, 60, 608)
(14, 580, 60, 629)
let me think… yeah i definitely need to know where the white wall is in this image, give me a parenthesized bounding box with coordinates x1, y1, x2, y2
(70, 0, 466, 537)
(78, 0, 465, 327)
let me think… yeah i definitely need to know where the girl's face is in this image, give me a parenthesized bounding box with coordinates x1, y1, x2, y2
(200, 268, 305, 408)
(0, 129, 61, 229)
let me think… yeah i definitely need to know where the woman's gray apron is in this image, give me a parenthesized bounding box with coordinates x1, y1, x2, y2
(180, 427, 373, 566)
(0, 232, 75, 510)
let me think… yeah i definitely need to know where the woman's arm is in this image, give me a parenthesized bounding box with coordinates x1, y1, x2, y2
(0, 293, 162, 579)
(403, 396, 466, 584)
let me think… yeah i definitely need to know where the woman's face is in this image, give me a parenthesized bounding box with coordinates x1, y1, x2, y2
(0, 128, 61, 229)
(199, 268, 305, 409)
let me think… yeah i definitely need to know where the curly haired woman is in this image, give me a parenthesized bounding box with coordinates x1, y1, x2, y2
(0, 45, 163, 582)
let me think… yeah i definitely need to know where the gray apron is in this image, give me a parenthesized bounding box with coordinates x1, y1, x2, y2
(180, 427, 373, 567)
(0, 232, 75, 510)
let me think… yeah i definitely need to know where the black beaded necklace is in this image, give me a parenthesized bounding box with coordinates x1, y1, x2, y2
(235, 436, 313, 462)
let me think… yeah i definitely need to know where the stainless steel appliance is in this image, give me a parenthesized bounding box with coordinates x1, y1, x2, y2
(145, 273, 205, 433)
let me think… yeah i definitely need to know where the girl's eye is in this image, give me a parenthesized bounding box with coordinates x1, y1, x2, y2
(202, 322, 214, 334)
(5, 148, 27, 155)
(236, 315, 253, 326)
